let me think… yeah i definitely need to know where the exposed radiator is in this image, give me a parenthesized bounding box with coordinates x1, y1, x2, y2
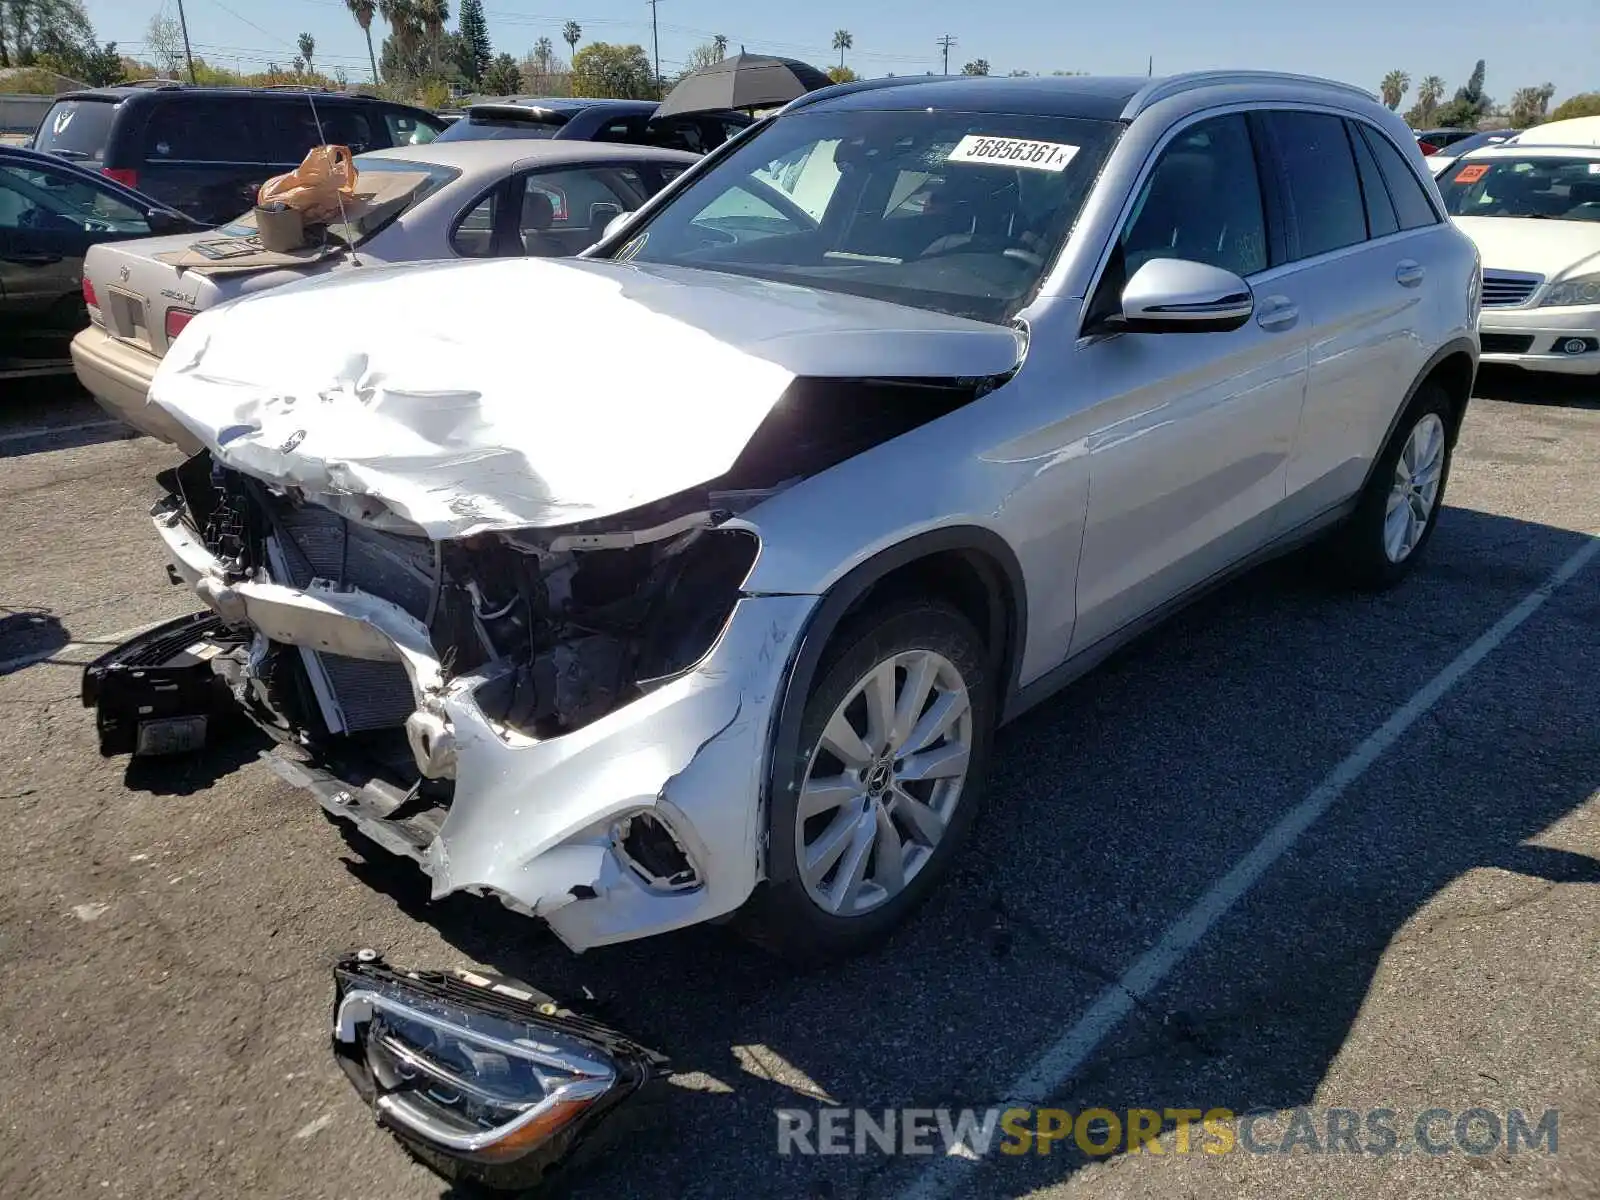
(267, 505, 437, 734)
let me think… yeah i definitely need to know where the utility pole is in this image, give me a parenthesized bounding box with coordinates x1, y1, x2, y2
(937, 33, 956, 76)
(647, 0, 662, 97)
(1147, 55, 1153, 77)
(175, 0, 197, 82)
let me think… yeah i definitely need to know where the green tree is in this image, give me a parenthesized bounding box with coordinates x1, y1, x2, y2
(562, 19, 581, 58)
(569, 41, 653, 98)
(144, 12, 183, 76)
(1379, 69, 1409, 110)
(378, 0, 422, 80)
(961, 59, 989, 76)
(532, 35, 553, 72)
(1405, 73, 1446, 125)
(711, 33, 727, 61)
(826, 64, 856, 84)
(344, 0, 380, 83)
(2, 0, 93, 67)
(296, 31, 315, 75)
(35, 29, 121, 84)
(456, 0, 490, 84)
(482, 50, 520, 94)
(831, 29, 851, 70)
(417, 0, 448, 76)
(1550, 92, 1600, 121)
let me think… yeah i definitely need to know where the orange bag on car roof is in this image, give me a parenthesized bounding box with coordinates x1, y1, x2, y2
(257, 144, 358, 224)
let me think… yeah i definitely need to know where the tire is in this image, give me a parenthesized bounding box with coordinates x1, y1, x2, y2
(739, 598, 995, 965)
(1329, 381, 1457, 590)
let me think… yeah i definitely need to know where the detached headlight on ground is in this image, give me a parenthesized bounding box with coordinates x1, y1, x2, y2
(1539, 273, 1600, 308)
(332, 952, 667, 1189)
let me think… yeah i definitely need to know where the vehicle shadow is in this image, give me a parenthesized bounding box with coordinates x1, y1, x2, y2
(0, 374, 141, 457)
(1473, 365, 1598, 410)
(0, 606, 68, 675)
(122, 722, 273, 797)
(321, 504, 1597, 1199)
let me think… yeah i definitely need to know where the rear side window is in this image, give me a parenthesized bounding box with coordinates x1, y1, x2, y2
(1359, 126, 1440, 230)
(33, 98, 119, 165)
(1347, 121, 1399, 238)
(262, 102, 377, 162)
(594, 116, 653, 145)
(1262, 110, 1367, 259)
(144, 99, 261, 163)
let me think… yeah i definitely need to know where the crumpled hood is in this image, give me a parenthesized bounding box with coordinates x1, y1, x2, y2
(1454, 216, 1600, 281)
(148, 256, 1024, 539)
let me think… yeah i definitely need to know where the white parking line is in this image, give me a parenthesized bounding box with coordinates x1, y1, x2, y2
(0, 419, 130, 449)
(0, 617, 172, 676)
(898, 533, 1600, 1200)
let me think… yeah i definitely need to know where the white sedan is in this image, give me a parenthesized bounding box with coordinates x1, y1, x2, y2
(72, 139, 697, 446)
(1439, 143, 1600, 374)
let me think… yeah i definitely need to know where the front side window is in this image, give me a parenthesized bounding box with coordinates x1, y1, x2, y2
(385, 109, 439, 146)
(0, 162, 149, 233)
(1120, 113, 1267, 278)
(613, 109, 1121, 323)
(1263, 110, 1368, 259)
(1438, 155, 1600, 222)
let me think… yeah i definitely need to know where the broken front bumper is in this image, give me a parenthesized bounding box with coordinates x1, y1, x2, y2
(152, 496, 817, 951)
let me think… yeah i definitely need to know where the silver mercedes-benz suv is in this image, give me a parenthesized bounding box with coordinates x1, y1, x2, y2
(110, 70, 1480, 963)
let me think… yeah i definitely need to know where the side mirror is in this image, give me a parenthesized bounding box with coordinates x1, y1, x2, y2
(1118, 258, 1254, 333)
(602, 210, 635, 243)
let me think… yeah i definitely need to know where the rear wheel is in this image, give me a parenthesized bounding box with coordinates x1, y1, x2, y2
(740, 599, 993, 964)
(1330, 382, 1457, 589)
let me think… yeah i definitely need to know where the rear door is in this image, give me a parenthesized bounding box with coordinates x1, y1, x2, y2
(139, 96, 267, 223)
(1261, 111, 1445, 523)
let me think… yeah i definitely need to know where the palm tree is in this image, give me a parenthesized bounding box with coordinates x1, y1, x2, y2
(379, 0, 422, 73)
(831, 29, 852, 70)
(532, 35, 553, 73)
(345, 0, 380, 82)
(562, 20, 581, 58)
(712, 33, 727, 62)
(1379, 69, 1410, 111)
(417, 0, 449, 76)
(297, 32, 316, 76)
(1417, 74, 1445, 119)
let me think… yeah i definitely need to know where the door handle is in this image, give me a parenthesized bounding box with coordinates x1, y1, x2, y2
(1395, 259, 1425, 287)
(1255, 295, 1298, 330)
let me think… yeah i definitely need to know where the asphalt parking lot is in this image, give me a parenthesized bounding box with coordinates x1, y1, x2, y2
(2, 371, 1596, 1200)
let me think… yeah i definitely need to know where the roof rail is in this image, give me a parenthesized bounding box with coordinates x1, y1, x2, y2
(1122, 70, 1376, 119)
(121, 77, 185, 89)
(261, 83, 333, 92)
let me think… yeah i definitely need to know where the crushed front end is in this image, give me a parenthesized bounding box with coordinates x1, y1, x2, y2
(332, 952, 668, 1190)
(121, 449, 816, 950)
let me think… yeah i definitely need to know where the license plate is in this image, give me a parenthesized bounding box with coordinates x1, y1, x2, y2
(107, 287, 151, 348)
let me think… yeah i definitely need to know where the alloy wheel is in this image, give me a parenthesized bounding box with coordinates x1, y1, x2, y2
(1384, 412, 1446, 563)
(795, 649, 974, 916)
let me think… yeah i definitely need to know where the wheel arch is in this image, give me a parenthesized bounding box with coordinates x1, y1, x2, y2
(1370, 339, 1477, 483)
(761, 526, 1028, 884)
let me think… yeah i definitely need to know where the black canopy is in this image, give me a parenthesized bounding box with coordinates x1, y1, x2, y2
(655, 52, 831, 117)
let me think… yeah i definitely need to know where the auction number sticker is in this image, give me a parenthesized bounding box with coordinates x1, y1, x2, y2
(948, 134, 1079, 172)
(1453, 164, 1490, 184)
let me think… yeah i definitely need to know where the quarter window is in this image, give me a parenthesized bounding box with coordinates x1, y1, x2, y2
(452, 190, 498, 257)
(1262, 110, 1367, 259)
(1347, 121, 1399, 238)
(1120, 113, 1267, 278)
(1359, 126, 1440, 230)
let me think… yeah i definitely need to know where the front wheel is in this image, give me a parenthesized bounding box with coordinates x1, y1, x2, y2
(739, 599, 994, 964)
(1330, 382, 1457, 589)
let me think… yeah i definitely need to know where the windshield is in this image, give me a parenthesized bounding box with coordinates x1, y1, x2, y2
(1440, 155, 1600, 222)
(33, 97, 119, 164)
(613, 109, 1121, 323)
(218, 156, 458, 245)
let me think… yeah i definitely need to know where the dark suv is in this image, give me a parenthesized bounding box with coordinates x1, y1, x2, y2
(30, 84, 446, 225)
(435, 97, 750, 154)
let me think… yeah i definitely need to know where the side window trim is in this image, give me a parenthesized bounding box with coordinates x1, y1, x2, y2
(1243, 110, 1291, 267)
(1343, 118, 1399, 240)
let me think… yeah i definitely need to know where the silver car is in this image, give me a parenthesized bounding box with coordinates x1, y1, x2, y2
(117, 71, 1479, 964)
(71, 138, 697, 447)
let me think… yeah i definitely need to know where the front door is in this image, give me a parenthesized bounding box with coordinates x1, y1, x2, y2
(1070, 111, 1310, 653)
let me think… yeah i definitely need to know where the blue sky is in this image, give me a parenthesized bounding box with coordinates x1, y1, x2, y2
(85, 0, 1594, 105)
